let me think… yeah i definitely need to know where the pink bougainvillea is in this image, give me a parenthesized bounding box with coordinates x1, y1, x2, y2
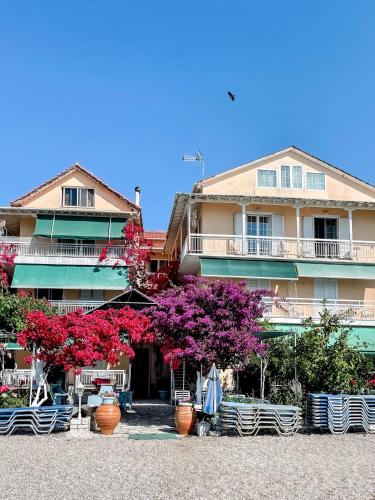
(147, 275, 272, 369)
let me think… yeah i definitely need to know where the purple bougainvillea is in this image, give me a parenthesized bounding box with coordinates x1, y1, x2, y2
(147, 275, 271, 369)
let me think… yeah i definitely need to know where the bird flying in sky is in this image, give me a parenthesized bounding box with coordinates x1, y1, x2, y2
(227, 91, 235, 101)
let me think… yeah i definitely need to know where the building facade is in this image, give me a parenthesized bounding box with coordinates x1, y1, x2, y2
(164, 146, 375, 359)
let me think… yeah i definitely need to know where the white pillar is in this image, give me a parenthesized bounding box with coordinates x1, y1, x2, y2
(295, 206, 300, 257)
(347, 208, 353, 257)
(187, 200, 191, 252)
(242, 204, 247, 255)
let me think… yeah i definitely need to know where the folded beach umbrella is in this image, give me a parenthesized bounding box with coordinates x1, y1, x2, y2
(203, 363, 223, 415)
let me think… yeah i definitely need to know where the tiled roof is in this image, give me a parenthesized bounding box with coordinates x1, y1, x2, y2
(10, 163, 140, 211)
(144, 231, 167, 240)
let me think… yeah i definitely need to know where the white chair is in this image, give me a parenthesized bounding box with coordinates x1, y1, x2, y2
(172, 390, 191, 405)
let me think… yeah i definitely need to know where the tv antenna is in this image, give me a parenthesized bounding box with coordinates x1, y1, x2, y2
(182, 150, 205, 180)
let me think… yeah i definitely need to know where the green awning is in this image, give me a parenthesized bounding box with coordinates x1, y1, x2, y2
(200, 258, 298, 280)
(34, 215, 127, 240)
(264, 323, 375, 354)
(11, 264, 128, 290)
(296, 262, 375, 280)
(5, 342, 22, 350)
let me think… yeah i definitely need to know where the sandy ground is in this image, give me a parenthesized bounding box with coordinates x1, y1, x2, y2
(0, 432, 374, 500)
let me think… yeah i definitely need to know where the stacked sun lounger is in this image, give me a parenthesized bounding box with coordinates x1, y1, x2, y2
(220, 401, 302, 436)
(307, 393, 375, 434)
(0, 405, 73, 436)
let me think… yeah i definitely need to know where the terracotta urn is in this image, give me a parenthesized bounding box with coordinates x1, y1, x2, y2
(175, 405, 197, 436)
(95, 403, 121, 435)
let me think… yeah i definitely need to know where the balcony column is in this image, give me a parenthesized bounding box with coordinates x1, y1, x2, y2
(241, 204, 247, 255)
(347, 208, 353, 258)
(295, 206, 301, 257)
(187, 199, 191, 253)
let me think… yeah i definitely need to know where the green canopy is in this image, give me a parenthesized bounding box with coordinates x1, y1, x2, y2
(264, 323, 375, 354)
(34, 215, 127, 240)
(200, 258, 297, 280)
(296, 262, 375, 280)
(11, 264, 128, 290)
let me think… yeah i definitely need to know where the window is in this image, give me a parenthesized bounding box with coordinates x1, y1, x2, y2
(247, 214, 272, 255)
(257, 169, 277, 188)
(247, 279, 271, 291)
(306, 172, 325, 190)
(281, 166, 291, 188)
(80, 289, 104, 301)
(63, 187, 95, 207)
(281, 165, 302, 188)
(292, 166, 302, 188)
(36, 289, 63, 300)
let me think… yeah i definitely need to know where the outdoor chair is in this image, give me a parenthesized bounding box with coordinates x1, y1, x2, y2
(172, 390, 191, 405)
(50, 384, 69, 405)
(0, 405, 73, 436)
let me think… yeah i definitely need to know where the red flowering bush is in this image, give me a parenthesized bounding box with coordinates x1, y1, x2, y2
(18, 306, 153, 373)
(0, 243, 16, 289)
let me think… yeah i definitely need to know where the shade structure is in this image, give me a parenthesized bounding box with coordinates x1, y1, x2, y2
(12, 264, 128, 290)
(262, 323, 375, 354)
(34, 215, 127, 240)
(203, 364, 223, 415)
(200, 258, 298, 280)
(296, 262, 375, 280)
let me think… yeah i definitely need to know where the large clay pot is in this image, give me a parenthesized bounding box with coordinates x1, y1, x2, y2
(175, 405, 197, 436)
(95, 403, 121, 435)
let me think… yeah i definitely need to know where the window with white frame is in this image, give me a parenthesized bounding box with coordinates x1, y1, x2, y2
(292, 165, 302, 188)
(281, 165, 303, 189)
(63, 187, 95, 207)
(247, 279, 271, 291)
(306, 172, 325, 190)
(257, 169, 277, 188)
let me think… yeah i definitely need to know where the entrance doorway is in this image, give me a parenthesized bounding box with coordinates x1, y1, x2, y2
(314, 218, 338, 257)
(131, 347, 150, 399)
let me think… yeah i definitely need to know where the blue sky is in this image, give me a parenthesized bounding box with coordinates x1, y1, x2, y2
(0, 1, 375, 229)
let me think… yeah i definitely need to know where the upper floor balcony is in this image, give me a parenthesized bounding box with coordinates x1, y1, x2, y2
(182, 234, 375, 263)
(0, 237, 126, 265)
(263, 297, 375, 324)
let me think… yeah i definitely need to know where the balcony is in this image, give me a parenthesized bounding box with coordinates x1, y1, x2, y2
(183, 234, 375, 263)
(263, 298, 375, 323)
(0, 237, 126, 265)
(50, 300, 106, 314)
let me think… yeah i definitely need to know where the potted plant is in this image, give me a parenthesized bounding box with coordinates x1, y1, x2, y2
(157, 377, 170, 401)
(95, 391, 121, 435)
(175, 397, 196, 435)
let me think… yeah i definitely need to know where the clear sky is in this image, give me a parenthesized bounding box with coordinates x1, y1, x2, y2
(0, 1, 375, 229)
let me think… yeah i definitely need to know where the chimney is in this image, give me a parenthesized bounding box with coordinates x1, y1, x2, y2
(135, 186, 141, 207)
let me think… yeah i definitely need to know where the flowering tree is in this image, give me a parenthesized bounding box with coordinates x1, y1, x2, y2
(0, 243, 16, 291)
(118, 223, 152, 290)
(18, 306, 153, 406)
(98, 222, 178, 294)
(147, 276, 271, 370)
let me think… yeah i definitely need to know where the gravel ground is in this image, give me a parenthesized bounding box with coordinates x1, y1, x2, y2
(0, 433, 374, 500)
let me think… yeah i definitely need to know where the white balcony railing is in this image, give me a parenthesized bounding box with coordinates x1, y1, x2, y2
(186, 234, 375, 263)
(50, 300, 106, 314)
(263, 297, 375, 322)
(0, 237, 126, 261)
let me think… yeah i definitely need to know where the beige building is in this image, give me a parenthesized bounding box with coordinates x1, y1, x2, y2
(0, 163, 141, 310)
(0, 164, 167, 391)
(164, 146, 375, 358)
